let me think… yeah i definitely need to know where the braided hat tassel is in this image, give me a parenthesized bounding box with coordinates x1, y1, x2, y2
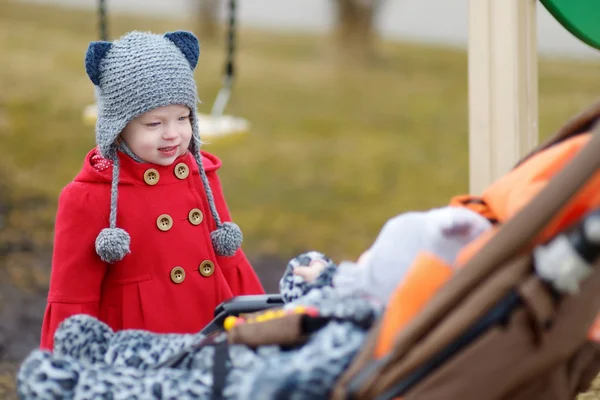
(95, 154, 131, 263)
(193, 151, 242, 257)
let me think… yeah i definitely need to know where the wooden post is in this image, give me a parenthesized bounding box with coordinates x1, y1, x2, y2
(468, 0, 538, 195)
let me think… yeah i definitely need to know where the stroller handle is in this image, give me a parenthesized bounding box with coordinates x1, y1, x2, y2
(200, 294, 285, 335)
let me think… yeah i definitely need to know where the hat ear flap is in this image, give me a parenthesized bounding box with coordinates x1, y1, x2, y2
(164, 30, 200, 70)
(85, 41, 113, 86)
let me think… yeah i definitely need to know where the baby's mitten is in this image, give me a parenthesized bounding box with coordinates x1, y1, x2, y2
(53, 314, 114, 366)
(279, 251, 337, 303)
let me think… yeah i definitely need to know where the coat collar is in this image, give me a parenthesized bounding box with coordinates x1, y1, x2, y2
(75, 147, 222, 185)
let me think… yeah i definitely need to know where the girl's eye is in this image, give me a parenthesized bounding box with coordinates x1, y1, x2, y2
(178, 115, 191, 121)
(145, 122, 160, 127)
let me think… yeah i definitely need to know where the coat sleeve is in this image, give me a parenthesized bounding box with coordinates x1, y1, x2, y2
(40, 182, 108, 350)
(204, 165, 265, 296)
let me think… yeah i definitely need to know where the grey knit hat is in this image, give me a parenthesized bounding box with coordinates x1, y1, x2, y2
(85, 30, 243, 263)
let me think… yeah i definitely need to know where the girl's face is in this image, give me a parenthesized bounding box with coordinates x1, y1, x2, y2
(121, 104, 193, 166)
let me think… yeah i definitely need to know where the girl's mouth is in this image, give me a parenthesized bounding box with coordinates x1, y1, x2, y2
(158, 145, 178, 156)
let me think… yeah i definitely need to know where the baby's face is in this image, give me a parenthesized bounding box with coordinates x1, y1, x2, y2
(121, 105, 193, 165)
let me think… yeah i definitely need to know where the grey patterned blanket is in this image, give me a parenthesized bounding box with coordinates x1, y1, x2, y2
(17, 252, 382, 400)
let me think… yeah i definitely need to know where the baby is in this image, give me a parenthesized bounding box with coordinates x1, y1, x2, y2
(283, 205, 493, 306)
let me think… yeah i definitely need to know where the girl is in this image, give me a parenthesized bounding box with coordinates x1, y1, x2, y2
(40, 30, 264, 350)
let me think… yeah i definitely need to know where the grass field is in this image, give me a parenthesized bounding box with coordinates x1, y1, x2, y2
(1, 1, 600, 398)
(3, 1, 600, 261)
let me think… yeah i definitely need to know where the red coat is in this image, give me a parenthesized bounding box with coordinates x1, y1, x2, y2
(40, 148, 264, 349)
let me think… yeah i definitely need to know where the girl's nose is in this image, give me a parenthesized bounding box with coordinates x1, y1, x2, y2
(162, 123, 179, 140)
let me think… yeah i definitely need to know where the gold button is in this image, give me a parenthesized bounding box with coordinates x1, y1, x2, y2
(199, 260, 215, 277)
(188, 208, 203, 225)
(143, 168, 160, 185)
(156, 214, 173, 231)
(174, 163, 189, 179)
(170, 266, 186, 284)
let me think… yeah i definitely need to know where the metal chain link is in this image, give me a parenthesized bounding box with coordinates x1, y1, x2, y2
(224, 0, 236, 82)
(211, 0, 237, 116)
(99, 0, 108, 41)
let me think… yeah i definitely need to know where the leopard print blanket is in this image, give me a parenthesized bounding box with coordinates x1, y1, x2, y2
(17, 252, 382, 399)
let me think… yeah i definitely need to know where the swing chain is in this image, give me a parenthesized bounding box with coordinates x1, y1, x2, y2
(225, 0, 236, 83)
(99, 0, 109, 42)
(211, 0, 237, 117)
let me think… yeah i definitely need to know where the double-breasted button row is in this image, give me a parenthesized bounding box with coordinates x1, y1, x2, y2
(169, 261, 215, 283)
(143, 164, 190, 186)
(155, 209, 203, 231)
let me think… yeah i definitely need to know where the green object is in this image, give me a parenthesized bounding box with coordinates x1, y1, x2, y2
(541, 0, 600, 51)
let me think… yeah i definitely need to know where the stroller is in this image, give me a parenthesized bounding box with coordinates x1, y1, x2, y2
(16, 100, 600, 400)
(206, 99, 600, 400)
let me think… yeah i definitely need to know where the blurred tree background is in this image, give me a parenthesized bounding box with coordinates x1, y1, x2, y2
(197, 0, 386, 61)
(1, 1, 600, 398)
(197, 0, 220, 42)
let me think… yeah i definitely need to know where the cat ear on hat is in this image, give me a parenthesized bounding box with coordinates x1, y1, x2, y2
(85, 41, 113, 86)
(164, 31, 200, 70)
